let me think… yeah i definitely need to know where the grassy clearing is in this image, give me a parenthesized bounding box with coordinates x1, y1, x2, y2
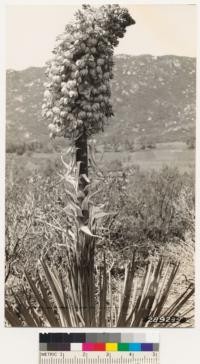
(6, 142, 195, 179)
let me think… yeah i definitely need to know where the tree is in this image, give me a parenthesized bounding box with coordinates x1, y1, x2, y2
(42, 4, 135, 189)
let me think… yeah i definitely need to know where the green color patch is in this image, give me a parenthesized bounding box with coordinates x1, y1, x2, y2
(118, 343, 129, 351)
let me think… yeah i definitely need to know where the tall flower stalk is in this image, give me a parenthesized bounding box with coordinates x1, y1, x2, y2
(41, 5, 135, 324)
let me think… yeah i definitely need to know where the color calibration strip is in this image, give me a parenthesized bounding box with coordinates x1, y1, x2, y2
(39, 333, 159, 352)
(39, 333, 159, 364)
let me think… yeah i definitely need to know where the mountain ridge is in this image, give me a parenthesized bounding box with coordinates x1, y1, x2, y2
(6, 54, 196, 148)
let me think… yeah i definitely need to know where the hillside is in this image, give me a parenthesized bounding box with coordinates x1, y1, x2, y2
(6, 55, 196, 147)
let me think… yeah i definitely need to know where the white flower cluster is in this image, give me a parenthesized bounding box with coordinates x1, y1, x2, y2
(42, 4, 135, 138)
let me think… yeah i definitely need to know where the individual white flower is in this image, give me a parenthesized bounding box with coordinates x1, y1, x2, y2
(67, 113, 74, 121)
(74, 32, 82, 40)
(42, 103, 47, 110)
(76, 59, 85, 69)
(96, 66, 102, 74)
(77, 119, 83, 126)
(60, 97, 68, 105)
(63, 58, 71, 67)
(43, 82, 51, 88)
(69, 90, 78, 98)
(61, 81, 68, 88)
(54, 127, 65, 137)
(94, 113, 100, 121)
(87, 112, 93, 118)
(88, 55, 95, 62)
(100, 84, 107, 93)
(71, 64, 77, 71)
(71, 72, 77, 80)
(104, 72, 110, 80)
(46, 110, 53, 118)
(44, 90, 51, 99)
(48, 123, 56, 131)
(65, 34, 73, 43)
(74, 70, 80, 78)
(56, 55, 64, 63)
(52, 75, 61, 83)
(60, 110, 67, 118)
(80, 42, 86, 51)
(92, 103, 100, 111)
(89, 69, 96, 77)
(97, 94, 103, 101)
(90, 38, 97, 46)
(80, 68, 88, 76)
(62, 97, 68, 105)
(66, 80, 77, 89)
(78, 111, 87, 119)
(97, 58, 104, 66)
(64, 51, 73, 59)
(52, 106, 60, 114)
(61, 86, 68, 96)
(51, 66, 60, 75)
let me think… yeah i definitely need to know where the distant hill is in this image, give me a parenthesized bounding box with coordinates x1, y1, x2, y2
(6, 55, 196, 148)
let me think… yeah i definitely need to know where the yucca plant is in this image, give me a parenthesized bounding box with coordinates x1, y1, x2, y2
(5, 254, 194, 327)
(41, 4, 135, 325)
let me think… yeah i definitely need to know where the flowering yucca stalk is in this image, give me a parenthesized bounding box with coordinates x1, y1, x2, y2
(42, 4, 135, 139)
(42, 4, 135, 188)
(41, 5, 134, 326)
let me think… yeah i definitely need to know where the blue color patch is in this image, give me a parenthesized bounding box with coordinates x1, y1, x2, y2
(129, 343, 141, 351)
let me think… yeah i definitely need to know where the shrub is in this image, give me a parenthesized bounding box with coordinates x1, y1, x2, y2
(124, 137, 135, 152)
(186, 136, 195, 149)
(96, 165, 194, 257)
(5, 160, 194, 285)
(6, 140, 45, 154)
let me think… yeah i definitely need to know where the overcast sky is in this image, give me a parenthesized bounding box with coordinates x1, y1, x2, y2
(6, 4, 197, 70)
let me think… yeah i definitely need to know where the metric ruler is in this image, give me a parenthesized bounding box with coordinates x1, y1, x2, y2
(40, 351, 159, 364)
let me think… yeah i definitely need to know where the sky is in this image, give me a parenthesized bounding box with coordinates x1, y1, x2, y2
(6, 4, 197, 70)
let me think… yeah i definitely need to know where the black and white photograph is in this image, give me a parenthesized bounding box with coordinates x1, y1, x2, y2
(5, 3, 196, 328)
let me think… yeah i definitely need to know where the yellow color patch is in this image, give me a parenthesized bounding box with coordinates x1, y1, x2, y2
(106, 343, 118, 351)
